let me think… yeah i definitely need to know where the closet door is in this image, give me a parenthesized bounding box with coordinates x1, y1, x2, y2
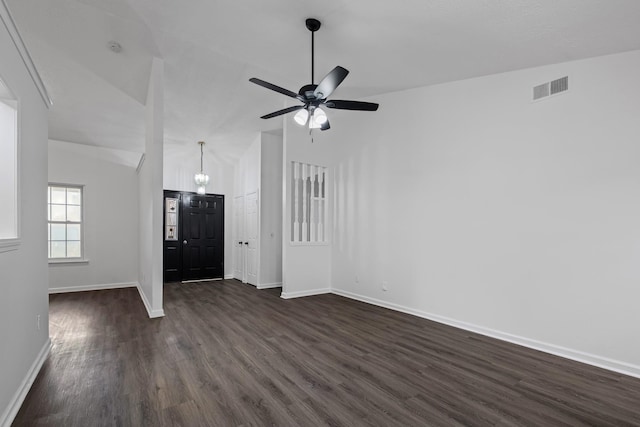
(245, 191, 259, 285)
(233, 195, 245, 281)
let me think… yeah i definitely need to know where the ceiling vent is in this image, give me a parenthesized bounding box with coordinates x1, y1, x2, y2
(533, 76, 568, 101)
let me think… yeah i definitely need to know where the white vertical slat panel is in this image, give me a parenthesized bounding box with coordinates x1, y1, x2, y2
(310, 165, 317, 242)
(292, 162, 328, 244)
(318, 167, 325, 242)
(293, 162, 300, 242)
(324, 167, 329, 242)
(301, 163, 308, 242)
(316, 165, 321, 242)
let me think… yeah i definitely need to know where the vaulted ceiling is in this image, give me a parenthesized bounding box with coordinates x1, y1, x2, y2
(8, 0, 640, 161)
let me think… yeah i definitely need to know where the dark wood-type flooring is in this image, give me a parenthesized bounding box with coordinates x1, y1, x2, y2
(13, 280, 640, 426)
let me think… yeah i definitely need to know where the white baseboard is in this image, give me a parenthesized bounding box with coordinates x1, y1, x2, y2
(49, 282, 136, 294)
(0, 338, 51, 427)
(49, 282, 165, 319)
(181, 278, 222, 283)
(136, 284, 165, 318)
(280, 288, 331, 299)
(224, 274, 234, 280)
(257, 282, 282, 290)
(331, 288, 640, 380)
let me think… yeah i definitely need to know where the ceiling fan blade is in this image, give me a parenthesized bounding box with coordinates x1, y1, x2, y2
(325, 100, 379, 111)
(313, 66, 349, 99)
(249, 78, 301, 100)
(260, 105, 304, 119)
(320, 119, 330, 131)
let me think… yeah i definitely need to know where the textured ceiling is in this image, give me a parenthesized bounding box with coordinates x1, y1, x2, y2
(7, 0, 640, 161)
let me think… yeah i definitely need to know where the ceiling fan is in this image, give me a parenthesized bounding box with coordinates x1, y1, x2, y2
(249, 18, 379, 131)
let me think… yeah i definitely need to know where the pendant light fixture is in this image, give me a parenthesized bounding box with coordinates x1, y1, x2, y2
(194, 141, 209, 195)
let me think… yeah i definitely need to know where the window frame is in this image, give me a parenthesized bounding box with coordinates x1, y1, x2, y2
(47, 183, 86, 263)
(0, 91, 20, 252)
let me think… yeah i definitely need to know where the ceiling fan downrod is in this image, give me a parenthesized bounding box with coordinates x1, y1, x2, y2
(306, 18, 321, 84)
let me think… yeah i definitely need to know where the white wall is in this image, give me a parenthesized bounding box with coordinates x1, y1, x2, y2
(163, 141, 236, 278)
(259, 131, 283, 287)
(329, 50, 640, 375)
(0, 9, 50, 425)
(281, 116, 333, 298)
(234, 134, 261, 197)
(48, 140, 139, 292)
(137, 57, 164, 318)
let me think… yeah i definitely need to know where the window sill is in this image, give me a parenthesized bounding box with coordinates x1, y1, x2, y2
(48, 258, 89, 265)
(0, 238, 21, 253)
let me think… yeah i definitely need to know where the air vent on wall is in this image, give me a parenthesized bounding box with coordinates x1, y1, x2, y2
(533, 83, 550, 100)
(533, 76, 569, 101)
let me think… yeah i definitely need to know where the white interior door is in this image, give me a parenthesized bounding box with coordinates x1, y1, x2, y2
(245, 191, 259, 286)
(233, 196, 245, 281)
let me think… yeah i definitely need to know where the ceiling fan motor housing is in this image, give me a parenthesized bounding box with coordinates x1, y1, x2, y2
(305, 18, 321, 32)
(299, 84, 319, 100)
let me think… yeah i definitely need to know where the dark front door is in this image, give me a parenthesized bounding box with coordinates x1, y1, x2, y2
(163, 191, 224, 282)
(181, 193, 224, 281)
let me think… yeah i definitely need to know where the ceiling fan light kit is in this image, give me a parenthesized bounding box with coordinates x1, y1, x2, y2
(249, 18, 379, 132)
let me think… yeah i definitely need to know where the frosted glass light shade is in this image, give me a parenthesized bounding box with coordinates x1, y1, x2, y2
(312, 107, 327, 125)
(294, 109, 309, 125)
(196, 185, 206, 195)
(194, 173, 209, 186)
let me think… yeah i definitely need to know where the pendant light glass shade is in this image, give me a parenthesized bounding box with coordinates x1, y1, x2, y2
(294, 109, 309, 125)
(194, 173, 209, 186)
(194, 141, 209, 194)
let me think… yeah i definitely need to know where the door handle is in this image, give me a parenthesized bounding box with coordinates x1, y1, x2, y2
(183, 240, 188, 245)
(244, 242, 249, 245)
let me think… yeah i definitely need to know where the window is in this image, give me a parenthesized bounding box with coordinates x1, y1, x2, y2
(291, 161, 328, 244)
(48, 185, 83, 259)
(0, 79, 18, 245)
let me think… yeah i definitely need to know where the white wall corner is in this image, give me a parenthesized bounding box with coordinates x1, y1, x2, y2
(149, 56, 164, 315)
(136, 153, 145, 173)
(331, 288, 640, 380)
(0, 338, 51, 427)
(137, 56, 164, 318)
(137, 283, 165, 318)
